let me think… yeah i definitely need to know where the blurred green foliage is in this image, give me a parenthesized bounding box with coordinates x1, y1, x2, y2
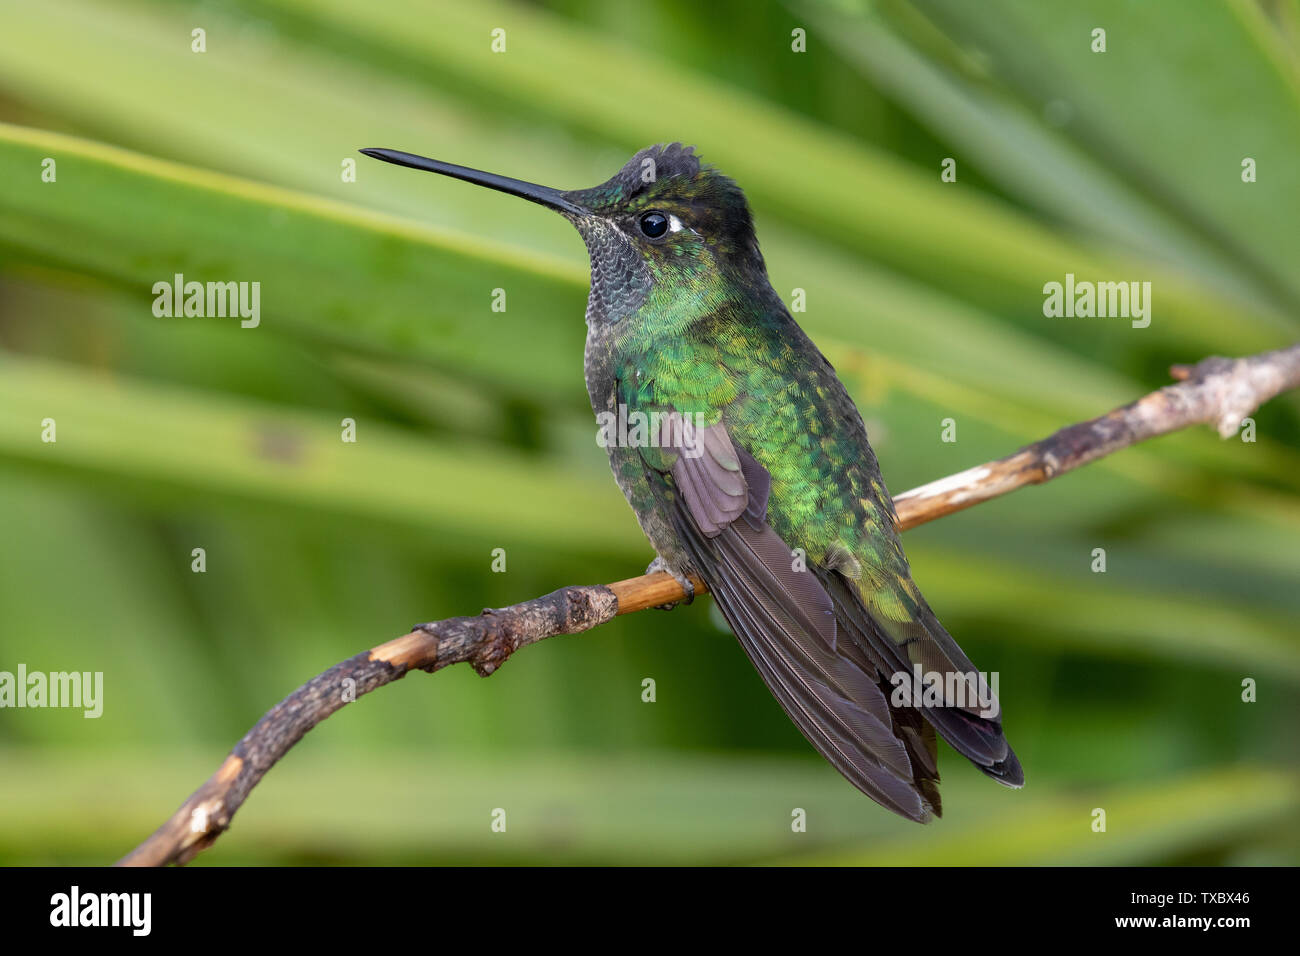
(0, 0, 1297, 864)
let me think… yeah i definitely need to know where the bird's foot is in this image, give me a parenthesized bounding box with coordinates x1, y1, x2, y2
(645, 556, 694, 609)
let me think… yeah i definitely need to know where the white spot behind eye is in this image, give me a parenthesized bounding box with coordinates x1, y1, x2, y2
(614, 213, 692, 243)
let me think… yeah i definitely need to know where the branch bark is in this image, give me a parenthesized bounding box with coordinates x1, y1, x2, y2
(117, 344, 1300, 867)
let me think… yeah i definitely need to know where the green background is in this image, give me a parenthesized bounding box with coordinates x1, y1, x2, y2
(0, 0, 1297, 864)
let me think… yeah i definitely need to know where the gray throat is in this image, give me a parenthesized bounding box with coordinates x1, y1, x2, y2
(576, 218, 651, 417)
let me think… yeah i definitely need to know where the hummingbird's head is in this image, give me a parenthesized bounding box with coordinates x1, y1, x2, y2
(360, 143, 765, 327)
(563, 144, 759, 267)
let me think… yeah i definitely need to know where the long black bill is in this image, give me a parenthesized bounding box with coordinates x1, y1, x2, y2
(359, 148, 587, 216)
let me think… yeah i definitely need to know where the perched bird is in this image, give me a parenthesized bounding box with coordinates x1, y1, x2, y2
(361, 143, 1022, 821)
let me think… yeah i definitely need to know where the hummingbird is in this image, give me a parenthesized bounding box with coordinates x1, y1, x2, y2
(361, 143, 1022, 821)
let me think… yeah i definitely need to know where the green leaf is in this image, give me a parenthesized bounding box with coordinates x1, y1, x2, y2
(0, 121, 590, 399)
(0, 352, 638, 553)
(780, 765, 1300, 865)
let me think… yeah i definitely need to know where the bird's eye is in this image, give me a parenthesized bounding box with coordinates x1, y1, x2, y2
(638, 211, 669, 239)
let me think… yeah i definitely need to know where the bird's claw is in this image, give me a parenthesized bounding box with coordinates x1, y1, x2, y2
(646, 556, 694, 610)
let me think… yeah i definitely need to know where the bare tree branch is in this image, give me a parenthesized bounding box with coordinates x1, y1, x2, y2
(117, 343, 1300, 867)
(891, 344, 1300, 528)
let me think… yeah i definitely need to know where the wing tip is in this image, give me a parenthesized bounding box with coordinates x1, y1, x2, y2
(978, 747, 1025, 789)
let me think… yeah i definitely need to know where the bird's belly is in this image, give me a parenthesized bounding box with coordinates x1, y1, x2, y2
(601, 440, 695, 570)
